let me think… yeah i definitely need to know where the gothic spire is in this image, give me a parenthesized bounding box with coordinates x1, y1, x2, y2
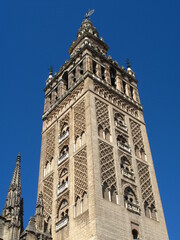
(2, 152, 22, 219)
(9, 152, 21, 192)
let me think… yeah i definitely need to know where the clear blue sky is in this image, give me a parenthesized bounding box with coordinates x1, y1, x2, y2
(0, 0, 179, 239)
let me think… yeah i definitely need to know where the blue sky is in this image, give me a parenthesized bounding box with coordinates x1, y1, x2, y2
(0, 0, 179, 239)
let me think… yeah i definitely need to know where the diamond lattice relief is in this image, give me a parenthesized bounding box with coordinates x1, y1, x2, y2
(99, 140, 117, 189)
(43, 173, 54, 219)
(74, 99, 86, 138)
(74, 147, 88, 199)
(137, 161, 156, 206)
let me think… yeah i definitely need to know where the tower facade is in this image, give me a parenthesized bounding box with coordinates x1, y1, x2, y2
(34, 18, 168, 240)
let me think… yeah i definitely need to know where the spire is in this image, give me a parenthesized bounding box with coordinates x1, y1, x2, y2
(77, 18, 99, 39)
(69, 18, 109, 57)
(9, 152, 21, 192)
(2, 153, 22, 219)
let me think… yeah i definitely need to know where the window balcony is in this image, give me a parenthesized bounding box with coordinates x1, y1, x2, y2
(58, 152, 69, 165)
(57, 181, 68, 195)
(59, 131, 69, 144)
(125, 201, 140, 214)
(115, 122, 128, 132)
(119, 143, 131, 153)
(122, 169, 135, 180)
(55, 216, 68, 232)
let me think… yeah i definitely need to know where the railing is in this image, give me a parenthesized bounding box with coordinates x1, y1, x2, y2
(125, 201, 140, 214)
(122, 169, 135, 180)
(58, 153, 69, 165)
(56, 216, 68, 232)
(59, 131, 69, 144)
(57, 182, 68, 195)
(116, 122, 128, 132)
(119, 143, 131, 153)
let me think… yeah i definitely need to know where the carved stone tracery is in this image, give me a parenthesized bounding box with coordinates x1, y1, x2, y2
(45, 126, 55, 165)
(130, 120, 144, 150)
(95, 98, 110, 130)
(94, 83, 139, 118)
(43, 173, 54, 219)
(74, 147, 88, 200)
(99, 140, 117, 190)
(137, 160, 156, 208)
(74, 99, 86, 139)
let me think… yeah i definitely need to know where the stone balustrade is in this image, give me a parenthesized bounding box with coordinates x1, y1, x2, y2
(122, 169, 135, 180)
(125, 201, 140, 214)
(57, 181, 68, 195)
(119, 143, 131, 153)
(55, 216, 69, 232)
(59, 131, 69, 144)
(58, 152, 69, 165)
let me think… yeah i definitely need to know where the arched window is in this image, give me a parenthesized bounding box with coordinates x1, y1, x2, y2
(121, 156, 134, 179)
(105, 128, 110, 142)
(150, 204, 157, 220)
(144, 201, 150, 218)
(140, 148, 146, 160)
(135, 145, 140, 158)
(124, 187, 136, 204)
(59, 123, 69, 144)
(117, 135, 127, 147)
(58, 146, 69, 165)
(81, 131, 86, 146)
(132, 229, 139, 239)
(114, 113, 124, 127)
(110, 67, 116, 87)
(102, 182, 109, 201)
(58, 199, 68, 220)
(98, 125, 104, 138)
(110, 186, 116, 204)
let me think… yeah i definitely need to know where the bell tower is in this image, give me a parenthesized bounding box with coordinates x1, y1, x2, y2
(35, 15, 168, 240)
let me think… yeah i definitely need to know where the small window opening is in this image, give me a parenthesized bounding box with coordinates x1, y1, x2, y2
(123, 81, 126, 94)
(73, 69, 76, 82)
(130, 86, 134, 98)
(132, 229, 139, 239)
(80, 61, 83, 75)
(101, 66, 105, 80)
(110, 67, 116, 87)
(93, 61, 97, 75)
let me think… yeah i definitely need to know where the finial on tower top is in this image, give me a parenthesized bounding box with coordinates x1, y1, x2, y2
(85, 9, 95, 19)
(126, 58, 131, 69)
(49, 66, 53, 76)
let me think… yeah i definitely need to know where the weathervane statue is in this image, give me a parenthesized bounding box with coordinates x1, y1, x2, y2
(85, 9, 95, 19)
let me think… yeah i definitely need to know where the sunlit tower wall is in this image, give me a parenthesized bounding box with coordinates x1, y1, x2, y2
(36, 18, 169, 240)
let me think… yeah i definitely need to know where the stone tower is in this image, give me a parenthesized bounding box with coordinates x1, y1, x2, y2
(30, 18, 168, 240)
(0, 153, 23, 240)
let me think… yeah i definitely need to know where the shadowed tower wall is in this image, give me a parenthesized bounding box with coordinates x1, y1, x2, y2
(35, 18, 169, 240)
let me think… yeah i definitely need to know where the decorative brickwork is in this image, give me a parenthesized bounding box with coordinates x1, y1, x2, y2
(74, 99, 86, 138)
(130, 120, 144, 150)
(94, 83, 139, 118)
(74, 147, 88, 199)
(95, 98, 110, 130)
(99, 140, 117, 190)
(137, 160, 156, 207)
(43, 173, 54, 219)
(45, 126, 56, 164)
